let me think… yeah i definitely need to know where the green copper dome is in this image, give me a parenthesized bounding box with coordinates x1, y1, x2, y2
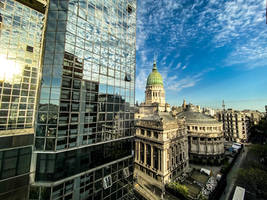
(146, 61, 164, 86)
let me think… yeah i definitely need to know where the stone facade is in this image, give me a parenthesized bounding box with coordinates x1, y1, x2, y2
(217, 109, 249, 142)
(145, 84, 166, 107)
(134, 61, 188, 193)
(134, 62, 226, 199)
(177, 106, 224, 164)
(135, 114, 189, 189)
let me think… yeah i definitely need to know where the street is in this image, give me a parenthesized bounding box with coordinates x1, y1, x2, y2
(219, 146, 248, 200)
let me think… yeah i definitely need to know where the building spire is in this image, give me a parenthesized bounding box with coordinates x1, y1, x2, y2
(152, 60, 157, 71)
(182, 99, 186, 109)
(153, 52, 158, 71)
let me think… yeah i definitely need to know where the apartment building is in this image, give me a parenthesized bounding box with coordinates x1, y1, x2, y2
(217, 109, 249, 142)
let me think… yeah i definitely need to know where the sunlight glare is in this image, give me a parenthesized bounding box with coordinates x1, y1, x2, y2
(0, 55, 23, 83)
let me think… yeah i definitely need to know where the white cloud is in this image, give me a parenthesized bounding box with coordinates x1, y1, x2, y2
(166, 75, 200, 92)
(135, 68, 150, 91)
(136, 0, 189, 54)
(140, 50, 147, 63)
(224, 29, 267, 68)
(175, 62, 181, 69)
(165, 68, 214, 92)
(137, 0, 266, 64)
(136, 0, 266, 102)
(195, 0, 267, 66)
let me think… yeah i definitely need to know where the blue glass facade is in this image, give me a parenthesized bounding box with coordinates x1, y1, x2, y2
(36, 0, 136, 151)
(0, 0, 44, 131)
(0, 0, 45, 199)
(31, 0, 136, 199)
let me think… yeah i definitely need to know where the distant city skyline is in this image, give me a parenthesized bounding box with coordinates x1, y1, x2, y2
(135, 0, 267, 111)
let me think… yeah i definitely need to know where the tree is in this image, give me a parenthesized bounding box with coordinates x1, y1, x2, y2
(250, 144, 267, 166)
(236, 168, 267, 198)
(168, 182, 189, 198)
(250, 144, 267, 156)
(249, 119, 267, 143)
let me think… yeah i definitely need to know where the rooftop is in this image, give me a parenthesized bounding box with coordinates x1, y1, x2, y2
(139, 112, 177, 122)
(177, 107, 220, 125)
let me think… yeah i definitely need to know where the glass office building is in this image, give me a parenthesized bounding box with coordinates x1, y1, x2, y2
(0, 0, 45, 199)
(30, 0, 136, 199)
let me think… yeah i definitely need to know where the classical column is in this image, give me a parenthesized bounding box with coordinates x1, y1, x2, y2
(190, 137, 193, 152)
(136, 141, 140, 161)
(198, 137, 201, 153)
(144, 142, 147, 165)
(205, 138, 208, 154)
(158, 149, 161, 171)
(138, 141, 141, 161)
(135, 141, 138, 161)
(214, 138, 217, 154)
(151, 145, 154, 168)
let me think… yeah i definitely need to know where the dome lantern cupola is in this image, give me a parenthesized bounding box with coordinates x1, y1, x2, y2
(146, 61, 164, 86)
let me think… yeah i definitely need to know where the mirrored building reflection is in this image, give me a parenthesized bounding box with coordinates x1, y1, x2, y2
(31, 0, 136, 199)
(0, 0, 45, 199)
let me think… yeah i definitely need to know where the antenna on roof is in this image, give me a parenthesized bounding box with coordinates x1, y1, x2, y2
(222, 100, 225, 111)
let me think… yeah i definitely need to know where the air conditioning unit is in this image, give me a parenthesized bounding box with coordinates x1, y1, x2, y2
(123, 167, 130, 178)
(103, 175, 112, 189)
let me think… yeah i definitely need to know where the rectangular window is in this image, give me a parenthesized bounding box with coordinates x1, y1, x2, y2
(123, 167, 130, 178)
(103, 175, 112, 189)
(17, 154, 31, 174)
(26, 45, 34, 52)
(147, 130, 151, 137)
(125, 73, 131, 82)
(3, 157, 17, 170)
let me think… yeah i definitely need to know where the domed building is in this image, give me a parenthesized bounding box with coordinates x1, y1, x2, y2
(136, 61, 170, 116)
(145, 61, 166, 106)
(134, 61, 189, 198)
(177, 105, 224, 164)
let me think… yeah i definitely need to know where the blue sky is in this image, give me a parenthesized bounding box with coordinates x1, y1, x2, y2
(135, 0, 267, 111)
